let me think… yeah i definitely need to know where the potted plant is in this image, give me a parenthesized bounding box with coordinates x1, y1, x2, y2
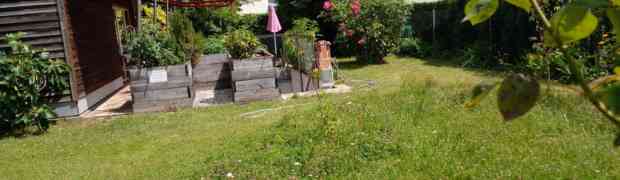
(225, 29, 279, 103)
(125, 18, 193, 112)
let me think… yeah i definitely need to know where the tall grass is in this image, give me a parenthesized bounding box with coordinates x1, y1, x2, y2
(193, 76, 619, 179)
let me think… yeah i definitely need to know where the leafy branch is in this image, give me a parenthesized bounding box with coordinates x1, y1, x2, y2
(463, 0, 620, 143)
(529, 0, 620, 128)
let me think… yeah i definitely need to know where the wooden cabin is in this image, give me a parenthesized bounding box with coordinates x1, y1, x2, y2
(0, 0, 140, 117)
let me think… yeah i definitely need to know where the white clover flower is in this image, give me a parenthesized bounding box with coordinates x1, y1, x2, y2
(294, 162, 301, 166)
(226, 172, 234, 178)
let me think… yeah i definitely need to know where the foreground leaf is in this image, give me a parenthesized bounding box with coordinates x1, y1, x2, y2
(463, 0, 499, 25)
(465, 81, 498, 108)
(505, 0, 531, 12)
(497, 74, 541, 121)
(615, 133, 620, 147)
(574, 0, 610, 9)
(589, 75, 620, 91)
(607, 8, 620, 42)
(595, 83, 620, 114)
(545, 6, 599, 47)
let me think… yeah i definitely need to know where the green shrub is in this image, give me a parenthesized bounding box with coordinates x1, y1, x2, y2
(240, 14, 268, 35)
(224, 29, 261, 59)
(397, 37, 431, 58)
(324, 0, 410, 63)
(204, 36, 227, 54)
(520, 44, 613, 84)
(169, 12, 207, 65)
(283, 18, 319, 72)
(459, 41, 495, 69)
(0, 33, 71, 135)
(185, 8, 267, 37)
(125, 19, 182, 67)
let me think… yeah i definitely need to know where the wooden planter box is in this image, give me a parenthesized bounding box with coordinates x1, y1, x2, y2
(128, 63, 193, 112)
(231, 56, 280, 103)
(193, 54, 232, 90)
(290, 69, 319, 92)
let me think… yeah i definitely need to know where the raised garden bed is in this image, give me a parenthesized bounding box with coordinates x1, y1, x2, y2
(193, 54, 231, 90)
(230, 55, 280, 103)
(128, 64, 193, 112)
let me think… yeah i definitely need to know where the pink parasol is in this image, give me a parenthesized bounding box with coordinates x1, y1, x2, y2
(267, 4, 281, 57)
(267, 5, 282, 33)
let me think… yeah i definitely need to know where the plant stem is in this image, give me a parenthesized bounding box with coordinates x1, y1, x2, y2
(530, 0, 620, 128)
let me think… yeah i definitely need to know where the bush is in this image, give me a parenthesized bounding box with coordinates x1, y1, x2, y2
(125, 19, 182, 67)
(283, 18, 320, 72)
(224, 29, 261, 59)
(397, 37, 431, 58)
(323, 0, 410, 63)
(459, 41, 495, 69)
(204, 36, 227, 54)
(520, 43, 614, 84)
(185, 8, 268, 37)
(0, 33, 71, 135)
(169, 12, 207, 65)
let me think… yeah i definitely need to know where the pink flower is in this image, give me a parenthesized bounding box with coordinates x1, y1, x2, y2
(351, 0, 361, 16)
(345, 29, 354, 37)
(323, 0, 334, 10)
(357, 37, 366, 45)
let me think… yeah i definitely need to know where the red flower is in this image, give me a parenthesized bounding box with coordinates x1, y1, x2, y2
(323, 0, 334, 10)
(351, 0, 361, 16)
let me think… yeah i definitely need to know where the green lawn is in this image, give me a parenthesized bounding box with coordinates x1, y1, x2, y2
(1, 56, 619, 179)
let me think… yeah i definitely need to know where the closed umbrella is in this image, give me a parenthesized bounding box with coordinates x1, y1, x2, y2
(266, 4, 282, 57)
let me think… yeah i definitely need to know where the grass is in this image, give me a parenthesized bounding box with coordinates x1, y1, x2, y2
(1, 56, 619, 179)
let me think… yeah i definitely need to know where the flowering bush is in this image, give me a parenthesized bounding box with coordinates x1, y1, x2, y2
(322, 0, 409, 63)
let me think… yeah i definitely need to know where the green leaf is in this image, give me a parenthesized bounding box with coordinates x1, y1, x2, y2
(463, 0, 499, 25)
(574, 0, 610, 9)
(615, 133, 620, 147)
(612, 0, 620, 7)
(545, 6, 599, 47)
(465, 81, 498, 108)
(589, 75, 620, 91)
(497, 74, 541, 121)
(607, 8, 620, 42)
(595, 83, 620, 114)
(505, 0, 531, 12)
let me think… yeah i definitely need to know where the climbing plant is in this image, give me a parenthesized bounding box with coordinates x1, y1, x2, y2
(464, 0, 620, 145)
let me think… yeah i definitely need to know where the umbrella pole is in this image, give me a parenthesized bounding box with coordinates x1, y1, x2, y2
(273, 32, 278, 57)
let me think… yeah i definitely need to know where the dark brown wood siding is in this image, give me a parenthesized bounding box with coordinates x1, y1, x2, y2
(66, 0, 125, 94)
(0, 0, 65, 59)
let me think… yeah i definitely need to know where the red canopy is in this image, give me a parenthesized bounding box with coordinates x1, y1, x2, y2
(168, 0, 235, 8)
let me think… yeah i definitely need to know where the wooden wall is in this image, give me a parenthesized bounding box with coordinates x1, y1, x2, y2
(66, 0, 126, 94)
(0, 0, 66, 59)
